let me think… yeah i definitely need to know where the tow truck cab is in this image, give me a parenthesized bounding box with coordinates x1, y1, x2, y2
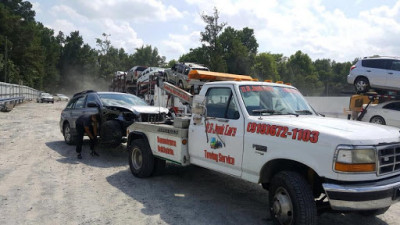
(127, 80, 400, 225)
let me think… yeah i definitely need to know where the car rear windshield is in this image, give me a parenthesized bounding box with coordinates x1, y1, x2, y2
(137, 66, 147, 71)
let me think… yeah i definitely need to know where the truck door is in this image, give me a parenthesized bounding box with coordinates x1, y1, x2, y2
(188, 85, 244, 176)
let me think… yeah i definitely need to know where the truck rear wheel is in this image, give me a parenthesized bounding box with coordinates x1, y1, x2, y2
(128, 139, 154, 178)
(269, 171, 317, 225)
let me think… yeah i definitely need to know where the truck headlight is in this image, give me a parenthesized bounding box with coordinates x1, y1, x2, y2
(334, 145, 376, 173)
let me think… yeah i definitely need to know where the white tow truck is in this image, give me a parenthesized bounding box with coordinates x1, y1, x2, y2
(126, 73, 400, 225)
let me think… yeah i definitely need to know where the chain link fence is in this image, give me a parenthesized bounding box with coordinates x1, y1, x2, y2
(0, 82, 41, 111)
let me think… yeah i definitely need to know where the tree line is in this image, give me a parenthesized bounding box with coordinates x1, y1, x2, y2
(0, 1, 354, 95)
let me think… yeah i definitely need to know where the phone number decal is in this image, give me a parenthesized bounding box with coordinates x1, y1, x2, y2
(247, 122, 319, 143)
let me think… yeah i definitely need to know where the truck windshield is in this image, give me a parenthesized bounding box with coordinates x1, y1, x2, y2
(239, 85, 315, 116)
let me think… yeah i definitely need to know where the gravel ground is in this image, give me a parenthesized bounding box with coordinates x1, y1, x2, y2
(0, 101, 399, 225)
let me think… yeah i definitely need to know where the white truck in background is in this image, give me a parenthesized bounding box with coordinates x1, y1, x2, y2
(126, 75, 400, 225)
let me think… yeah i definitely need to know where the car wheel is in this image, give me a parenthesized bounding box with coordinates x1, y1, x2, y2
(128, 139, 155, 178)
(370, 116, 386, 125)
(354, 77, 370, 93)
(100, 120, 122, 148)
(63, 123, 76, 145)
(269, 171, 317, 225)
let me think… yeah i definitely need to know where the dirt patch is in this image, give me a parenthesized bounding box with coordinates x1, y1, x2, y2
(0, 102, 399, 224)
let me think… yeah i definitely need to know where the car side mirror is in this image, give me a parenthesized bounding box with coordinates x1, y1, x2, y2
(87, 101, 99, 108)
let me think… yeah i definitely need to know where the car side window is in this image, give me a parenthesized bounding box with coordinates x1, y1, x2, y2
(362, 59, 387, 69)
(184, 66, 190, 75)
(74, 96, 86, 109)
(66, 98, 77, 109)
(391, 60, 400, 71)
(177, 65, 183, 73)
(205, 87, 239, 119)
(383, 102, 400, 111)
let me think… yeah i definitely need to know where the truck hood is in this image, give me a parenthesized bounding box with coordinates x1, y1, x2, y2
(253, 115, 400, 145)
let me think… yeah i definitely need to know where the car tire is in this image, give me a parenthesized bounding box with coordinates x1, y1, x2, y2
(128, 139, 155, 178)
(100, 120, 123, 148)
(354, 77, 370, 93)
(269, 171, 317, 225)
(370, 116, 386, 125)
(63, 122, 76, 145)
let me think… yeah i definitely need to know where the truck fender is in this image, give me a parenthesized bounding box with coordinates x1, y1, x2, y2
(259, 158, 322, 195)
(127, 131, 149, 148)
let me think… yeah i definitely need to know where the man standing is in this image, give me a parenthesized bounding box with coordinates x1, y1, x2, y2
(75, 114, 99, 159)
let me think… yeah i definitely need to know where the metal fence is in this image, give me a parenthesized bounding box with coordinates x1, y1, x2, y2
(0, 82, 41, 111)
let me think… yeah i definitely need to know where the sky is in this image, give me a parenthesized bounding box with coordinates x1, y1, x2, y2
(31, 0, 400, 63)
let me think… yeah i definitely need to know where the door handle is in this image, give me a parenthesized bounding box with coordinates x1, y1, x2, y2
(217, 119, 229, 122)
(366, 70, 371, 72)
(388, 72, 393, 75)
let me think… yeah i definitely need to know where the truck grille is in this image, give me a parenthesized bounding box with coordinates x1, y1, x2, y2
(140, 113, 165, 122)
(377, 144, 400, 175)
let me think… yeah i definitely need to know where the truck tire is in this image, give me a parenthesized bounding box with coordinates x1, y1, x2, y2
(269, 171, 317, 225)
(100, 120, 122, 148)
(128, 139, 155, 178)
(63, 123, 76, 145)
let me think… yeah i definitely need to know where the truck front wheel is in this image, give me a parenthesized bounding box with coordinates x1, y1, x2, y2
(128, 139, 154, 178)
(269, 171, 317, 225)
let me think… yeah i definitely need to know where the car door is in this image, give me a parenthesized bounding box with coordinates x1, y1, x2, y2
(363, 59, 388, 88)
(386, 60, 400, 90)
(188, 85, 244, 176)
(382, 102, 400, 127)
(69, 95, 87, 129)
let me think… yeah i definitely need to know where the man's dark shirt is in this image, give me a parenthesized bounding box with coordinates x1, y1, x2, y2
(76, 114, 94, 128)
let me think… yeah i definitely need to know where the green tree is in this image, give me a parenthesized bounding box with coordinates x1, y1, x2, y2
(251, 52, 280, 81)
(314, 59, 333, 96)
(200, 7, 226, 72)
(219, 26, 258, 74)
(131, 45, 165, 67)
(179, 47, 208, 65)
(287, 51, 323, 95)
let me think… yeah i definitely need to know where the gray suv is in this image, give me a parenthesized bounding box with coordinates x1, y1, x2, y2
(164, 62, 209, 91)
(347, 56, 400, 93)
(60, 90, 168, 147)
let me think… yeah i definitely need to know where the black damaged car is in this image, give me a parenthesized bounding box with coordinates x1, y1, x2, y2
(60, 90, 168, 147)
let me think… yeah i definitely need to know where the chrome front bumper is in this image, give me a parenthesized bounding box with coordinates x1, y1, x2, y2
(323, 175, 400, 211)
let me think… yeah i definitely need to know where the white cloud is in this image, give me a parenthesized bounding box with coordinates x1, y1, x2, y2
(31, 2, 41, 14)
(35, 0, 400, 62)
(50, 5, 89, 22)
(49, 19, 78, 35)
(161, 31, 201, 60)
(102, 19, 144, 52)
(69, 0, 183, 22)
